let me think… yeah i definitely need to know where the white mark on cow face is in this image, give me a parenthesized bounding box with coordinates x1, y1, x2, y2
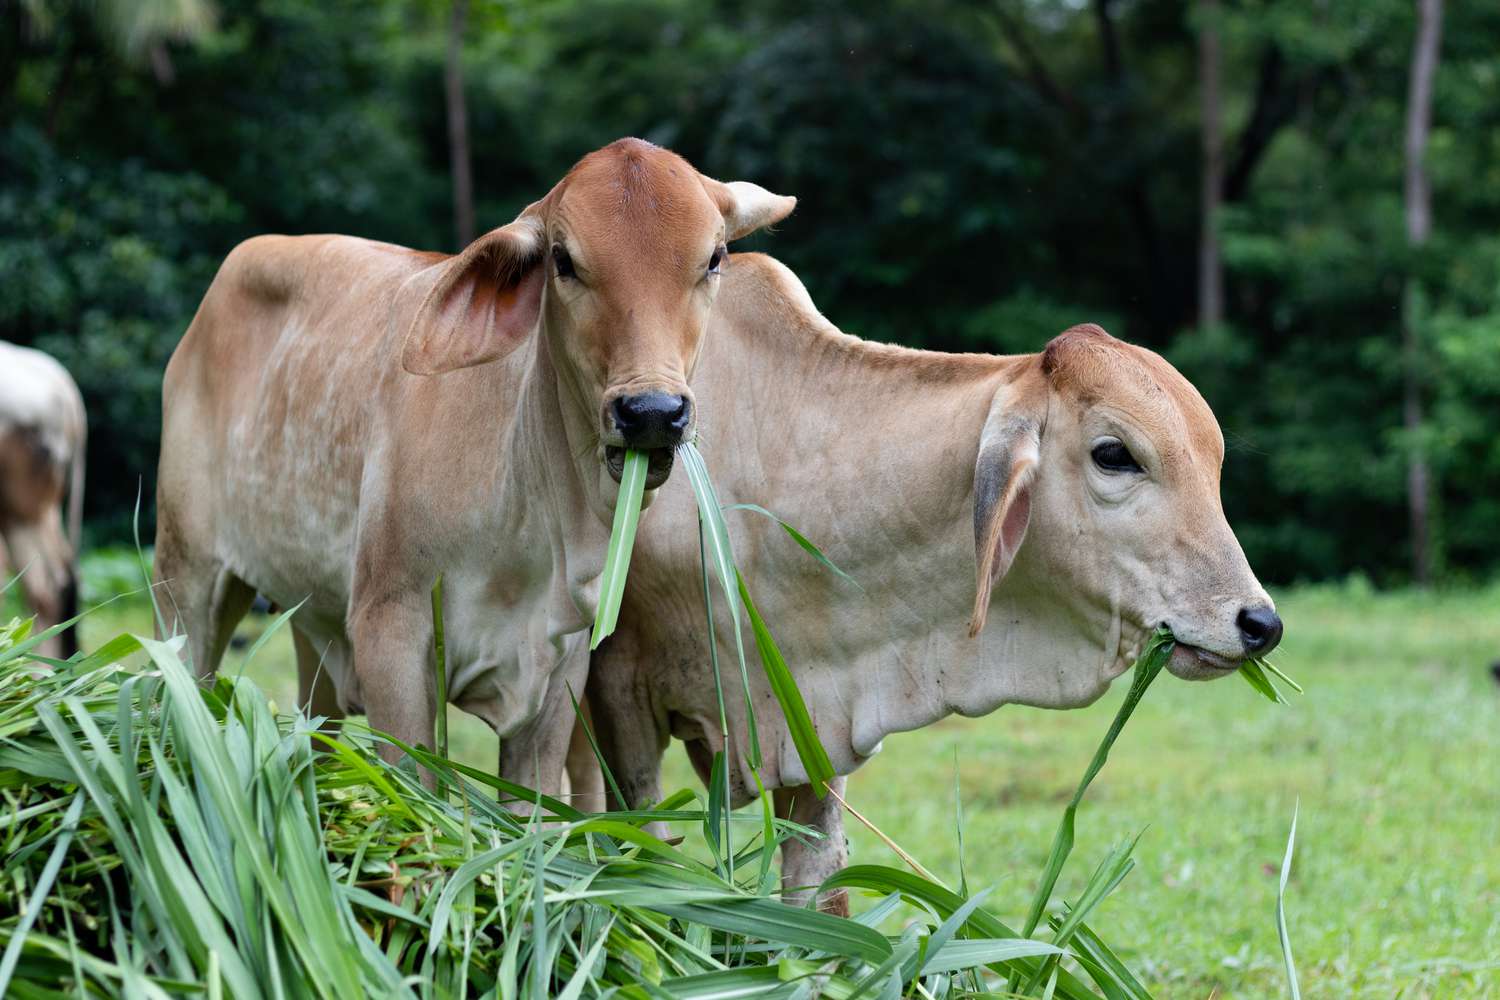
(992, 325, 1281, 683)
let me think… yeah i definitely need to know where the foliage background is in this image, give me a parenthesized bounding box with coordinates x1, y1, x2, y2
(3, 0, 1499, 584)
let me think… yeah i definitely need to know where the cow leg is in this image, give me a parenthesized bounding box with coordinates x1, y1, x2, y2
(0, 427, 75, 660)
(499, 652, 590, 809)
(54, 565, 78, 660)
(585, 638, 669, 816)
(2, 516, 76, 661)
(349, 594, 436, 772)
(774, 776, 850, 916)
(169, 564, 254, 681)
(293, 624, 346, 734)
(563, 697, 607, 813)
(152, 515, 256, 680)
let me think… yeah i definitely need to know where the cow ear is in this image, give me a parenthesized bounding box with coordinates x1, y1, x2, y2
(699, 176, 797, 242)
(969, 371, 1047, 637)
(400, 212, 546, 376)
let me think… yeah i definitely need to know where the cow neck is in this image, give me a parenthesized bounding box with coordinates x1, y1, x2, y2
(502, 321, 614, 623)
(701, 258, 1118, 781)
(709, 256, 1023, 633)
(696, 260, 1122, 791)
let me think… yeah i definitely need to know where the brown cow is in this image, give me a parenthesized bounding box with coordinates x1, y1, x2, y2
(0, 341, 86, 660)
(568, 254, 1283, 910)
(154, 139, 794, 783)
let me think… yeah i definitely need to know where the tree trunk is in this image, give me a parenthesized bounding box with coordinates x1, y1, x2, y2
(1402, 0, 1443, 586)
(1197, 0, 1223, 332)
(445, 0, 475, 249)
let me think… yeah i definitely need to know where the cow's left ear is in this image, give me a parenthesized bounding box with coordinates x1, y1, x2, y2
(400, 208, 547, 376)
(969, 369, 1047, 637)
(699, 176, 797, 241)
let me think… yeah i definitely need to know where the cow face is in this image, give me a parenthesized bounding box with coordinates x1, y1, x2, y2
(970, 324, 1281, 680)
(401, 139, 794, 494)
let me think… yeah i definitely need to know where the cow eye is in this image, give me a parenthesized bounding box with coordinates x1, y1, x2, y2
(552, 244, 576, 280)
(1091, 439, 1143, 474)
(706, 246, 726, 276)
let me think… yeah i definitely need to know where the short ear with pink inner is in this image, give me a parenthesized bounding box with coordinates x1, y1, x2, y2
(400, 211, 547, 377)
(969, 374, 1046, 637)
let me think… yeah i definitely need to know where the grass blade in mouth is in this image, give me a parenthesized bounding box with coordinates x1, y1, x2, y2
(723, 502, 862, 592)
(679, 442, 760, 767)
(591, 448, 649, 650)
(1020, 627, 1175, 941)
(681, 442, 838, 793)
(1240, 656, 1301, 704)
(1260, 657, 1303, 693)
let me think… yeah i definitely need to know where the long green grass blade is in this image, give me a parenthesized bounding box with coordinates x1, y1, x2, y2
(1277, 802, 1301, 1000)
(680, 442, 760, 769)
(591, 449, 649, 649)
(922, 938, 1064, 974)
(0, 793, 85, 994)
(818, 866, 1106, 1000)
(653, 898, 892, 964)
(1067, 922, 1151, 1000)
(1026, 834, 1141, 993)
(1260, 657, 1303, 694)
(722, 503, 862, 590)
(735, 570, 835, 796)
(1019, 629, 1173, 941)
(432, 575, 449, 762)
(697, 520, 735, 879)
(1238, 659, 1286, 704)
(567, 682, 625, 810)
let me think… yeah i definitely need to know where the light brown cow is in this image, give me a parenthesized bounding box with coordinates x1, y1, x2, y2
(154, 139, 794, 781)
(570, 253, 1283, 910)
(0, 341, 86, 660)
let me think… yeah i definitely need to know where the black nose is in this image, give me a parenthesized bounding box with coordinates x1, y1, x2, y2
(1236, 606, 1284, 656)
(611, 392, 690, 450)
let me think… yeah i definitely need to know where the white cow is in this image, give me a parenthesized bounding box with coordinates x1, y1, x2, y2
(0, 341, 86, 659)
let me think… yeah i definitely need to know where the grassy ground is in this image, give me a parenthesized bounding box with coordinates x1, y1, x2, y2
(61, 578, 1500, 998)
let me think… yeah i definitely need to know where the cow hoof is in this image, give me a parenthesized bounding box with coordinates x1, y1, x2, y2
(817, 889, 850, 919)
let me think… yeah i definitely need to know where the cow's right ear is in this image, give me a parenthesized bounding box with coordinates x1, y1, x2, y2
(400, 212, 546, 376)
(969, 368, 1047, 637)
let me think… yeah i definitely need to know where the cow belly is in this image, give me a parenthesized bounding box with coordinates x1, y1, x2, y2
(214, 464, 358, 620)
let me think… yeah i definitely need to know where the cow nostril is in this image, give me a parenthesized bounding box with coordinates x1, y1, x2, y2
(1236, 606, 1284, 655)
(612, 392, 690, 448)
(666, 395, 690, 431)
(610, 396, 635, 428)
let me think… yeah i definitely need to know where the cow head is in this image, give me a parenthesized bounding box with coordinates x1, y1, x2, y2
(970, 324, 1281, 681)
(401, 138, 794, 494)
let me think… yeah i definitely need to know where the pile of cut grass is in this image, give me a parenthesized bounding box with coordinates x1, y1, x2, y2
(0, 610, 1176, 999)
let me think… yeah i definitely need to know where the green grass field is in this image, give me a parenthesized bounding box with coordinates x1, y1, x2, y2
(70, 578, 1500, 998)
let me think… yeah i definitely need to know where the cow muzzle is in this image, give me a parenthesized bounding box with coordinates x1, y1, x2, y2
(604, 391, 692, 489)
(1165, 602, 1284, 679)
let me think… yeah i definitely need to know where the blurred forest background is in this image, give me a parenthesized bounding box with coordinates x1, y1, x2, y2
(2, 0, 1497, 587)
